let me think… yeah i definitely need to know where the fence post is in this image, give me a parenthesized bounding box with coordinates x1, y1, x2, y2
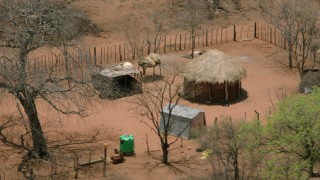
(225, 28, 227, 42)
(164, 36, 166, 54)
(211, 28, 213, 45)
(216, 28, 218, 44)
(206, 29, 208, 46)
(233, 25, 236, 41)
(119, 45, 122, 61)
(174, 34, 177, 51)
(100, 47, 103, 65)
(179, 34, 182, 51)
(184, 33, 187, 50)
(254, 21, 257, 38)
(106, 46, 109, 63)
(220, 28, 223, 44)
(170, 37, 172, 52)
(94, 47, 97, 65)
(114, 45, 117, 62)
(270, 28, 272, 44)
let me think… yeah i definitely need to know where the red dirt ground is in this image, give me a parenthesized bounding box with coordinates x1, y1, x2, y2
(0, 0, 302, 179)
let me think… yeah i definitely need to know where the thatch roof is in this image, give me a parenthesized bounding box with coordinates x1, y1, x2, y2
(181, 49, 246, 84)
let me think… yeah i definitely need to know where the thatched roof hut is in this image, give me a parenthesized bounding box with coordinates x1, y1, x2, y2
(181, 49, 246, 104)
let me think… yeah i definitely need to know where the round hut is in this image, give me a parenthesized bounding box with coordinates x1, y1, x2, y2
(181, 49, 246, 104)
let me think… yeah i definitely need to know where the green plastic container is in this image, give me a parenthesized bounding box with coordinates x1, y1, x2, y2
(119, 134, 134, 155)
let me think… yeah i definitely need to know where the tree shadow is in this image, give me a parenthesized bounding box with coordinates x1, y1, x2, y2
(140, 75, 164, 83)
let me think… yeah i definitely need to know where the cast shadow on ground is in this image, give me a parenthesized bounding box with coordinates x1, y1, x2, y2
(181, 89, 249, 106)
(140, 75, 164, 83)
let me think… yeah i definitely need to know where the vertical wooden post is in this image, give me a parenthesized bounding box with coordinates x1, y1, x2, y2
(270, 28, 272, 44)
(240, 26, 243, 40)
(284, 36, 287, 50)
(189, 33, 192, 49)
(164, 36, 166, 53)
(123, 43, 125, 61)
(225, 28, 227, 42)
(174, 34, 177, 51)
(254, 21, 257, 38)
(119, 45, 122, 61)
(211, 28, 213, 45)
(106, 46, 109, 63)
(184, 33, 187, 50)
(170, 37, 172, 52)
(44, 56, 47, 72)
(260, 22, 262, 40)
(94, 47, 97, 65)
(100, 47, 103, 65)
(179, 34, 182, 51)
(103, 143, 108, 177)
(104, 47, 106, 64)
(206, 29, 208, 46)
(216, 28, 218, 44)
(274, 28, 277, 46)
(220, 28, 223, 44)
(114, 45, 117, 62)
(233, 25, 236, 41)
(198, 33, 200, 47)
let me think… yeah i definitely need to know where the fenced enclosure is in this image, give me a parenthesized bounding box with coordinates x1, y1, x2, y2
(0, 22, 257, 75)
(8, 20, 318, 76)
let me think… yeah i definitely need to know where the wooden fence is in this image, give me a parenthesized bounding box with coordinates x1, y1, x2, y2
(254, 21, 319, 62)
(0, 23, 257, 75)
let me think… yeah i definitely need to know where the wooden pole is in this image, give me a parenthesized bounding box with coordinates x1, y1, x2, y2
(164, 36, 166, 53)
(211, 28, 213, 45)
(114, 45, 117, 62)
(206, 29, 208, 46)
(179, 34, 182, 51)
(119, 45, 122, 61)
(254, 21, 257, 38)
(233, 25, 236, 41)
(174, 34, 177, 51)
(94, 47, 97, 65)
(100, 47, 103, 65)
(103, 143, 108, 177)
(184, 33, 187, 50)
(225, 28, 227, 42)
(106, 46, 109, 63)
(216, 28, 218, 44)
(221, 28, 223, 44)
(170, 37, 172, 52)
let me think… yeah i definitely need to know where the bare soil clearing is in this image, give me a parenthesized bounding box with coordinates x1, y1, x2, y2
(0, 0, 301, 179)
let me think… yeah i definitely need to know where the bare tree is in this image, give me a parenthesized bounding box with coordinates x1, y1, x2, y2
(0, 0, 98, 160)
(178, 0, 207, 59)
(263, 0, 319, 72)
(133, 72, 184, 164)
(145, 11, 169, 54)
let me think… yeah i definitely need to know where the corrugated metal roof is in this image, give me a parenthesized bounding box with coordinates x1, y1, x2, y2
(161, 104, 204, 119)
(99, 68, 140, 77)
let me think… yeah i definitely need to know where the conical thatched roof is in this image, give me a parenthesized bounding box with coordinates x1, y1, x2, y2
(181, 49, 246, 84)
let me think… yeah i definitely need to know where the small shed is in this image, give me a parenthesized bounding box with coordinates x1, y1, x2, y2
(92, 67, 142, 99)
(159, 104, 206, 139)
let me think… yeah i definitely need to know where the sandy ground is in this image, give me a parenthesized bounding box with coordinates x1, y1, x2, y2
(0, 0, 302, 179)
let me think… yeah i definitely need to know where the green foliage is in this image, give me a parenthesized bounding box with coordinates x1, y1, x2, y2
(266, 87, 320, 177)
